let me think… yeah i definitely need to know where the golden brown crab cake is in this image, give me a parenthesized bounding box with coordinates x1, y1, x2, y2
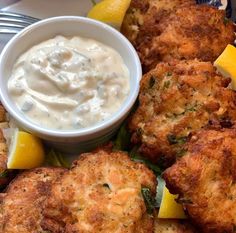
(0, 129, 7, 186)
(42, 150, 157, 233)
(121, 0, 195, 47)
(123, 3, 235, 72)
(163, 127, 236, 233)
(0, 167, 66, 233)
(129, 59, 236, 165)
(0, 104, 7, 165)
(0, 104, 10, 189)
(154, 218, 198, 233)
(142, 5, 235, 71)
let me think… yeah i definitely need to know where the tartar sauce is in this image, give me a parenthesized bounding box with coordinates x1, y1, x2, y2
(8, 35, 130, 130)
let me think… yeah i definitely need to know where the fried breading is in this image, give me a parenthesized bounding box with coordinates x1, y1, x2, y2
(163, 127, 236, 233)
(121, 0, 195, 47)
(0, 104, 9, 189)
(0, 167, 65, 233)
(0, 104, 7, 171)
(129, 59, 236, 165)
(0, 105, 6, 123)
(0, 130, 7, 174)
(122, 3, 235, 72)
(155, 218, 198, 233)
(42, 150, 156, 233)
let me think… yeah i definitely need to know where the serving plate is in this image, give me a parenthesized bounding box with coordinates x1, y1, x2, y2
(0, 0, 235, 231)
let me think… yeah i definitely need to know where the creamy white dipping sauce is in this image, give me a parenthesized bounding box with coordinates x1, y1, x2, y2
(8, 35, 130, 130)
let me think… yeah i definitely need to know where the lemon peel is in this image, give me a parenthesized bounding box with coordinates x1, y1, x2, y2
(214, 44, 236, 89)
(87, 0, 131, 29)
(7, 129, 45, 169)
(158, 186, 187, 219)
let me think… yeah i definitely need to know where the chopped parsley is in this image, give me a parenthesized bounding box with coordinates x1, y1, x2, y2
(178, 197, 193, 204)
(136, 128, 143, 138)
(185, 105, 197, 112)
(163, 80, 171, 89)
(167, 134, 188, 145)
(176, 148, 188, 157)
(103, 183, 111, 190)
(149, 76, 156, 88)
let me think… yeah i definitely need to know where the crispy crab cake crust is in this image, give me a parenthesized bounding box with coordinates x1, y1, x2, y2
(0, 104, 7, 174)
(122, 3, 235, 72)
(0, 167, 66, 233)
(129, 59, 236, 165)
(42, 150, 156, 233)
(0, 104, 11, 188)
(121, 0, 195, 47)
(163, 127, 236, 233)
(154, 218, 198, 233)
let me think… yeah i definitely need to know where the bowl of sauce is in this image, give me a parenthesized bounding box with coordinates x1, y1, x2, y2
(0, 16, 141, 153)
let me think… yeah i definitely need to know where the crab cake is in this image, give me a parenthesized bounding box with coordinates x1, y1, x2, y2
(42, 150, 156, 233)
(0, 129, 8, 188)
(163, 127, 236, 233)
(129, 59, 236, 165)
(0, 104, 11, 189)
(0, 104, 7, 173)
(155, 218, 198, 233)
(122, 3, 235, 72)
(0, 167, 66, 233)
(121, 0, 195, 47)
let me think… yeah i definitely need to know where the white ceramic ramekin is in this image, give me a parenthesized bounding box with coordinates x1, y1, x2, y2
(0, 16, 141, 153)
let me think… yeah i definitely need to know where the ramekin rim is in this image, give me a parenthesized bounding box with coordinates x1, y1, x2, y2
(0, 16, 142, 138)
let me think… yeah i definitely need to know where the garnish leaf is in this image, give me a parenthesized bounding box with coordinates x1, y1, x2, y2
(141, 187, 157, 214)
(113, 123, 131, 151)
(0, 170, 9, 178)
(167, 134, 188, 145)
(130, 146, 163, 175)
(45, 150, 70, 168)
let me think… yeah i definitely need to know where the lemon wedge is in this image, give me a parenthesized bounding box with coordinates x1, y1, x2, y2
(87, 0, 131, 29)
(7, 129, 45, 169)
(214, 44, 236, 89)
(158, 186, 186, 219)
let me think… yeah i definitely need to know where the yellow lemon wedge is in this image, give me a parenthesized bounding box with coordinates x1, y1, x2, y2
(214, 44, 236, 89)
(7, 129, 45, 169)
(87, 0, 131, 29)
(158, 186, 187, 219)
